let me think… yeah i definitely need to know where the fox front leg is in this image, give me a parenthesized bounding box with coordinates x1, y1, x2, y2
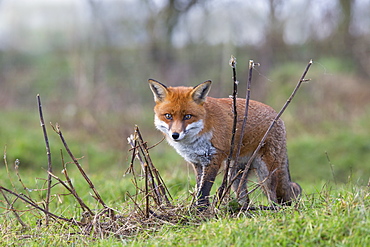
(193, 162, 219, 209)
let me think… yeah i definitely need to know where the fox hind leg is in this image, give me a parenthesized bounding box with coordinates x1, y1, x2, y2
(253, 156, 279, 204)
(255, 149, 301, 206)
(229, 161, 251, 208)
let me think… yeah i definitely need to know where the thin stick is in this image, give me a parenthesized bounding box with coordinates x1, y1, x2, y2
(147, 136, 165, 150)
(236, 59, 313, 195)
(0, 189, 27, 228)
(126, 135, 140, 196)
(219, 60, 256, 204)
(135, 126, 172, 203)
(51, 123, 107, 208)
(128, 126, 172, 217)
(136, 129, 161, 206)
(144, 157, 150, 218)
(4, 146, 17, 192)
(14, 159, 32, 199)
(48, 169, 94, 215)
(0, 186, 78, 225)
(126, 192, 145, 217)
(128, 129, 151, 217)
(59, 149, 94, 215)
(325, 152, 337, 185)
(235, 60, 254, 162)
(0, 175, 32, 228)
(216, 55, 238, 205)
(233, 60, 255, 200)
(37, 94, 53, 226)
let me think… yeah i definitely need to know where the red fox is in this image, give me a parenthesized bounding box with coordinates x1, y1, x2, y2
(148, 79, 301, 208)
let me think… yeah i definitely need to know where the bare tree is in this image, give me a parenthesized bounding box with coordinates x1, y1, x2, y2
(145, 0, 205, 78)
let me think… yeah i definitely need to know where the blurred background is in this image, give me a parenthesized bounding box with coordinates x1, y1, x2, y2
(0, 0, 369, 186)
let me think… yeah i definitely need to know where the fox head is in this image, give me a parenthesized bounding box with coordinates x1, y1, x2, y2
(148, 79, 212, 142)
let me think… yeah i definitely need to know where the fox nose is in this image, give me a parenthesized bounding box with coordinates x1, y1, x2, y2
(172, 132, 180, 140)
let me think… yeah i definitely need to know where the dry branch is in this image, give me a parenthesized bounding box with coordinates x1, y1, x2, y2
(14, 159, 32, 200)
(236, 59, 313, 195)
(47, 171, 94, 215)
(127, 126, 172, 218)
(51, 123, 107, 208)
(0, 186, 77, 225)
(37, 94, 53, 225)
(2, 102, 186, 239)
(235, 60, 255, 162)
(216, 55, 238, 206)
(217, 60, 259, 206)
(0, 189, 27, 228)
(3, 146, 17, 192)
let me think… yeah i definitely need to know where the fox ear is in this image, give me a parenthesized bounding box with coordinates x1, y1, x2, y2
(148, 79, 168, 102)
(192, 80, 212, 104)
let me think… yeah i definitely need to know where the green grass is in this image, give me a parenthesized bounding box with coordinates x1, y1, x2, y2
(0, 109, 121, 172)
(1, 181, 368, 246)
(1, 109, 370, 246)
(130, 185, 369, 246)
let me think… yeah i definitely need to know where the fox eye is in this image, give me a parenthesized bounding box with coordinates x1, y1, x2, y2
(164, 113, 172, 120)
(183, 114, 192, 120)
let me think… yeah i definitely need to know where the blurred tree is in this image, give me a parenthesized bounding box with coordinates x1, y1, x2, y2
(314, 0, 369, 78)
(337, 0, 352, 54)
(321, 0, 353, 60)
(254, 0, 288, 99)
(258, 0, 286, 72)
(145, 0, 206, 80)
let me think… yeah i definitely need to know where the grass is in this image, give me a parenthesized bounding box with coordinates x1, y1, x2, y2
(138, 184, 369, 246)
(1, 108, 370, 246)
(1, 180, 368, 246)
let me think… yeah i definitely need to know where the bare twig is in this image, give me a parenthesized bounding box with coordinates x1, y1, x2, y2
(147, 136, 165, 150)
(135, 126, 172, 204)
(127, 131, 150, 217)
(237, 168, 279, 211)
(127, 126, 172, 218)
(51, 123, 107, 208)
(125, 192, 146, 217)
(14, 159, 32, 199)
(144, 151, 150, 218)
(235, 60, 255, 162)
(37, 94, 53, 226)
(136, 128, 161, 206)
(236, 59, 313, 195)
(0, 186, 78, 225)
(47, 170, 94, 215)
(233, 60, 255, 199)
(325, 152, 337, 185)
(126, 135, 140, 193)
(0, 189, 27, 228)
(218, 60, 257, 205)
(216, 55, 238, 205)
(57, 149, 94, 215)
(1, 146, 27, 227)
(4, 146, 17, 192)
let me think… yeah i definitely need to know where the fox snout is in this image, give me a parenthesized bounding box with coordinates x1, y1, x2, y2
(171, 132, 180, 140)
(169, 129, 185, 141)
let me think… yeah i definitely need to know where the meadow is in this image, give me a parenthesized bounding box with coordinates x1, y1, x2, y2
(0, 94, 369, 246)
(0, 58, 369, 246)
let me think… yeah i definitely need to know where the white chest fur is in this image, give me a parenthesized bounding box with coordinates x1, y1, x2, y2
(154, 116, 216, 166)
(167, 131, 216, 166)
